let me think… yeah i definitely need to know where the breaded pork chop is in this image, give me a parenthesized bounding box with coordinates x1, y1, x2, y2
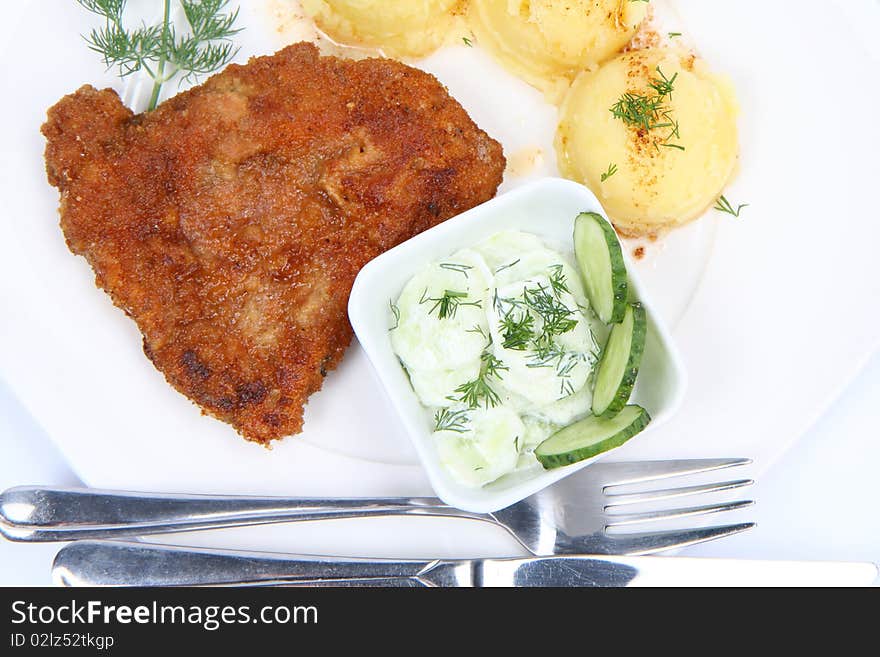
(42, 42, 505, 444)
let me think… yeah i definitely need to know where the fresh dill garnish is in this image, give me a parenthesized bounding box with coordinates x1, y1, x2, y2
(434, 408, 469, 433)
(548, 264, 570, 297)
(500, 310, 535, 351)
(714, 195, 749, 217)
(495, 278, 578, 364)
(495, 259, 521, 274)
(419, 289, 481, 320)
(668, 32, 682, 37)
(556, 352, 583, 378)
(529, 346, 585, 394)
(453, 351, 507, 409)
(466, 324, 487, 338)
(389, 299, 400, 330)
(522, 283, 578, 339)
(76, 0, 243, 111)
(648, 66, 678, 99)
(462, 36, 473, 47)
(600, 163, 618, 182)
(610, 91, 666, 132)
(560, 378, 575, 397)
(526, 339, 567, 370)
(491, 273, 590, 394)
(610, 66, 685, 151)
(439, 262, 473, 278)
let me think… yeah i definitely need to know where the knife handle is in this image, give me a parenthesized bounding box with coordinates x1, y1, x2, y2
(52, 540, 443, 587)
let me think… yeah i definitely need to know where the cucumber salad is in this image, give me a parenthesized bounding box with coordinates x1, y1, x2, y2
(390, 213, 651, 488)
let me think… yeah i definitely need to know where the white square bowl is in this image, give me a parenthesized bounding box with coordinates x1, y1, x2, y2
(348, 177, 687, 513)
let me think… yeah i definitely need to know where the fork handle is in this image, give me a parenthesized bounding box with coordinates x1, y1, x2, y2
(0, 486, 488, 541)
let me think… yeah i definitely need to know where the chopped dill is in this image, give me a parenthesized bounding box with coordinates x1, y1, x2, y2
(389, 299, 400, 330)
(714, 195, 749, 217)
(648, 66, 678, 100)
(548, 264, 570, 297)
(434, 408, 470, 433)
(500, 310, 534, 351)
(466, 324, 487, 338)
(610, 65, 685, 151)
(419, 288, 481, 320)
(495, 259, 521, 274)
(439, 262, 473, 278)
(560, 378, 575, 397)
(453, 351, 507, 409)
(600, 162, 618, 182)
(522, 284, 578, 339)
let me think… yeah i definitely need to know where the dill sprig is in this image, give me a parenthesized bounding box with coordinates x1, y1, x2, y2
(76, 0, 243, 111)
(494, 275, 587, 395)
(714, 195, 748, 217)
(495, 259, 521, 274)
(439, 262, 473, 278)
(419, 288, 481, 320)
(610, 91, 666, 132)
(495, 277, 578, 356)
(610, 66, 685, 151)
(453, 351, 507, 409)
(648, 66, 678, 99)
(466, 324, 487, 339)
(523, 283, 578, 339)
(548, 264, 570, 297)
(389, 300, 400, 330)
(600, 163, 618, 182)
(500, 310, 534, 351)
(434, 408, 469, 433)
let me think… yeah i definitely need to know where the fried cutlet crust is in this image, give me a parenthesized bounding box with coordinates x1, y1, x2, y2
(42, 43, 505, 444)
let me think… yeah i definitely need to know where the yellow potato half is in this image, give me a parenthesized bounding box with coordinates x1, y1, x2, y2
(301, 0, 462, 58)
(468, 0, 647, 96)
(556, 48, 739, 236)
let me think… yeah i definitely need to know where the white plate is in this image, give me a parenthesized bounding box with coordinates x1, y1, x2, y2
(0, 0, 878, 557)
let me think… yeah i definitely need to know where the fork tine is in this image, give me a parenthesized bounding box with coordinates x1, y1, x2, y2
(592, 522, 756, 555)
(594, 458, 752, 488)
(605, 500, 754, 527)
(605, 479, 753, 507)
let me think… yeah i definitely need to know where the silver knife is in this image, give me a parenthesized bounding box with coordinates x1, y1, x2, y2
(52, 540, 879, 587)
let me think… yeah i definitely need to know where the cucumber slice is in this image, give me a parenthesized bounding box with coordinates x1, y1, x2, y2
(535, 405, 651, 469)
(573, 211, 628, 324)
(591, 303, 646, 418)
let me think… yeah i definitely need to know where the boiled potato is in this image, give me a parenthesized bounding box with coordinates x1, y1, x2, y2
(468, 0, 647, 97)
(301, 0, 461, 58)
(556, 48, 739, 236)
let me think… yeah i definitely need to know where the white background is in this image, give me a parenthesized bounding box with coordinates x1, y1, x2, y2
(2, 349, 878, 585)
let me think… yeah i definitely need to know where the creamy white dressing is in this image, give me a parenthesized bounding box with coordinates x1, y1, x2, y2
(390, 230, 600, 488)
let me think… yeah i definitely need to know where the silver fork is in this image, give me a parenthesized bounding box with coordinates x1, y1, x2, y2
(0, 458, 754, 555)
